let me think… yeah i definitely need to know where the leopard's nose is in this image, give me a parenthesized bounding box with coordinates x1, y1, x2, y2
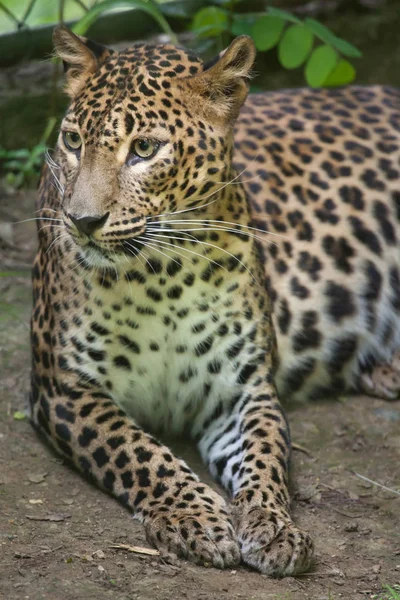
(69, 212, 109, 236)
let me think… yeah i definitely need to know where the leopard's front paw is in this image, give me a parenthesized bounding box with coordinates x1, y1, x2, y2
(145, 487, 240, 569)
(234, 506, 313, 576)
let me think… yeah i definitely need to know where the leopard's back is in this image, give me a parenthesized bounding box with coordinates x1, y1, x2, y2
(234, 85, 400, 399)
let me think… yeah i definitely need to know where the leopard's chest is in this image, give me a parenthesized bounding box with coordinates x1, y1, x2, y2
(62, 267, 254, 434)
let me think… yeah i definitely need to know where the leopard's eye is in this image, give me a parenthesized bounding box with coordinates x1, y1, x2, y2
(62, 131, 82, 153)
(131, 138, 159, 159)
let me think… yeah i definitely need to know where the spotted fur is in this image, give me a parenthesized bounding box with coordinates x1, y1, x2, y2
(235, 86, 400, 400)
(30, 26, 400, 577)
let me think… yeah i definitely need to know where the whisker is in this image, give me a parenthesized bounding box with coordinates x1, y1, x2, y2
(137, 247, 153, 272)
(146, 181, 222, 222)
(144, 235, 230, 275)
(141, 239, 197, 269)
(146, 227, 202, 246)
(146, 232, 256, 281)
(115, 234, 146, 272)
(157, 192, 221, 220)
(48, 170, 64, 196)
(46, 232, 69, 255)
(13, 216, 64, 225)
(70, 253, 86, 273)
(132, 248, 147, 272)
(149, 152, 262, 221)
(147, 218, 287, 241)
(44, 149, 60, 169)
(45, 151, 65, 197)
(140, 236, 187, 270)
(46, 155, 65, 196)
(38, 224, 65, 233)
(123, 240, 156, 274)
(147, 225, 279, 247)
(35, 207, 58, 214)
(209, 174, 263, 187)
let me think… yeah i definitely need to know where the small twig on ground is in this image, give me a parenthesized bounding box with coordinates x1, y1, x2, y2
(350, 471, 400, 497)
(109, 544, 160, 556)
(42, 544, 64, 554)
(296, 569, 344, 578)
(319, 482, 335, 490)
(26, 513, 71, 521)
(292, 443, 313, 457)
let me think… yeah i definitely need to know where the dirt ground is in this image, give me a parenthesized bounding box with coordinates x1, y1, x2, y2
(0, 189, 399, 600)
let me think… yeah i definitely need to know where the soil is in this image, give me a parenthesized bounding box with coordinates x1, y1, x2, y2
(0, 189, 399, 600)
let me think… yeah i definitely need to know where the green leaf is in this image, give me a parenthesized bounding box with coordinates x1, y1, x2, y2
(267, 7, 301, 24)
(304, 18, 337, 45)
(278, 24, 314, 69)
(252, 16, 285, 52)
(232, 21, 254, 37)
(3, 149, 30, 159)
(331, 37, 362, 58)
(192, 7, 228, 38)
(231, 14, 257, 37)
(73, 0, 177, 44)
(13, 411, 26, 421)
(323, 58, 356, 87)
(305, 44, 338, 87)
(304, 18, 362, 58)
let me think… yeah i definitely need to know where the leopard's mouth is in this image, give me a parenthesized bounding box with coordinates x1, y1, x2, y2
(84, 238, 145, 259)
(70, 219, 172, 268)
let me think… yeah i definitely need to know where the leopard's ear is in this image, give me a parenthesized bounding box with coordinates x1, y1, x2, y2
(53, 26, 113, 97)
(181, 36, 256, 123)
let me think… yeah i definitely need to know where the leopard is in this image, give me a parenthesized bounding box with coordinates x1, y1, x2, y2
(30, 25, 400, 578)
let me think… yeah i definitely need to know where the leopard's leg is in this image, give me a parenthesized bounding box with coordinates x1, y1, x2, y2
(30, 376, 240, 568)
(196, 373, 313, 577)
(359, 350, 400, 400)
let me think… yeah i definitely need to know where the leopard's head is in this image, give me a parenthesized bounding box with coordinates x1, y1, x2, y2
(52, 26, 255, 267)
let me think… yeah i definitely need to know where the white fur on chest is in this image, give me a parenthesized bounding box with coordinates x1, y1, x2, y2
(66, 265, 254, 434)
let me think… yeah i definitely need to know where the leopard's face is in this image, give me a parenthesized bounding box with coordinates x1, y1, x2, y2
(54, 32, 255, 267)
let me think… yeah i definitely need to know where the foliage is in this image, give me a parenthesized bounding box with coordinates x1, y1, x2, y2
(0, 118, 56, 188)
(0, 0, 363, 89)
(72, 0, 178, 44)
(69, 0, 363, 87)
(375, 586, 400, 600)
(191, 2, 362, 87)
(0, 145, 44, 188)
(0, 0, 95, 35)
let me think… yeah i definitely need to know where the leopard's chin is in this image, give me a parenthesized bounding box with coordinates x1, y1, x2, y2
(78, 245, 117, 269)
(76, 238, 145, 270)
